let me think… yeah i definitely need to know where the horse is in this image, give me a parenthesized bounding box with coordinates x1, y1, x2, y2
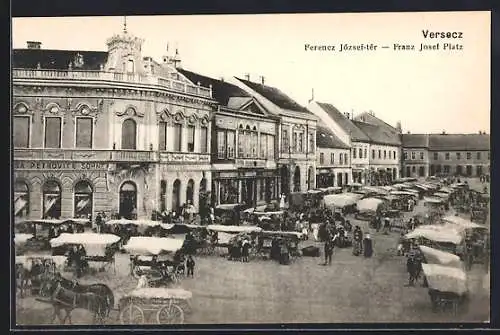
(37, 278, 110, 324)
(39, 274, 114, 317)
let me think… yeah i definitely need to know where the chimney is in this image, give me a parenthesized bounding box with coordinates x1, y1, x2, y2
(220, 77, 224, 82)
(244, 73, 250, 81)
(396, 121, 402, 133)
(260, 76, 265, 85)
(407, 131, 411, 134)
(442, 130, 446, 135)
(27, 41, 42, 49)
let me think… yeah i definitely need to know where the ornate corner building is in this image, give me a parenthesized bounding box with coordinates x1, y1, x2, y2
(13, 28, 215, 220)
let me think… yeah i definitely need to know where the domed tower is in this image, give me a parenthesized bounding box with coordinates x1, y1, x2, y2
(104, 17, 146, 74)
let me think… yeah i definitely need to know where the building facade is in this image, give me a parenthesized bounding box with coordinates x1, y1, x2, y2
(232, 77, 317, 194)
(401, 134, 430, 177)
(178, 70, 280, 207)
(315, 126, 351, 188)
(308, 101, 371, 184)
(13, 28, 215, 220)
(402, 133, 490, 178)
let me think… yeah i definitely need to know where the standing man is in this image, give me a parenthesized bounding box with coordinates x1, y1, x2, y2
(324, 234, 335, 265)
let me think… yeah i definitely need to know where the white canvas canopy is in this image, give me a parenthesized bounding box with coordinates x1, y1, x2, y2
(363, 186, 388, 195)
(261, 230, 303, 239)
(438, 187, 454, 194)
(159, 223, 201, 230)
(126, 288, 192, 300)
(324, 193, 361, 208)
(419, 245, 463, 268)
(50, 233, 121, 256)
(390, 190, 417, 196)
(423, 196, 444, 204)
(207, 225, 262, 233)
(405, 224, 464, 244)
(442, 216, 484, 230)
(421, 263, 468, 295)
(356, 197, 384, 213)
(253, 211, 284, 216)
(433, 192, 450, 199)
(105, 219, 161, 227)
(15, 233, 33, 246)
(124, 236, 185, 255)
(414, 184, 431, 191)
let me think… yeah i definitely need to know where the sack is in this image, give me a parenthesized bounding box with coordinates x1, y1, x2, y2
(302, 246, 320, 257)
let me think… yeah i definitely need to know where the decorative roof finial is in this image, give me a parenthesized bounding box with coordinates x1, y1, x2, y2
(123, 16, 127, 33)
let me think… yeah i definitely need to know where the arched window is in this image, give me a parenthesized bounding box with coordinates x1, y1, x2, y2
(74, 181, 93, 218)
(160, 180, 167, 212)
(122, 118, 137, 149)
(14, 180, 30, 218)
(119, 181, 137, 219)
(293, 166, 301, 192)
(42, 180, 62, 219)
(127, 59, 135, 73)
(186, 179, 194, 204)
(172, 180, 181, 213)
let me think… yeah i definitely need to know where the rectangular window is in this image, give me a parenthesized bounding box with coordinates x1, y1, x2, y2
(466, 152, 471, 160)
(339, 153, 343, 164)
(200, 126, 208, 153)
(217, 131, 226, 159)
(282, 129, 289, 152)
(267, 135, 274, 160)
(187, 125, 195, 152)
(445, 153, 450, 160)
(331, 153, 335, 164)
(378, 150, 381, 159)
(372, 150, 375, 159)
(309, 133, 315, 153)
(420, 152, 424, 160)
(411, 152, 415, 160)
(13, 116, 30, 148)
(456, 152, 461, 160)
(75, 117, 93, 148)
(477, 152, 481, 160)
(364, 148, 367, 158)
(44, 117, 62, 148)
(159, 121, 168, 151)
(260, 134, 267, 158)
(434, 152, 438, 160)
(344, 152, 348, 165)
(293, 132, 298, 152)
(227, 130, 235, 158)
(320, 153, 324, 165)
(444, 165, 450, 173)
(384, 150, 387, 159)
(238, 131, 245, 158)
(173, 123, 182, 151)
(298, 132, 304, 152)
(404, 152, 408, 160)
(353, 148, 357, 159)
(358, 148, 362, 159)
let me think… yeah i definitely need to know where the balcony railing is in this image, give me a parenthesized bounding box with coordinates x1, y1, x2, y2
(159, 152, 210, 164)
(12, 69, 213, 98)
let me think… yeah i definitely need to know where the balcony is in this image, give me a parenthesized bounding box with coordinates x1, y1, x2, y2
(159, 152, 210, 164)
(12, 69, 213, 98)
(14, 148, 157, 162)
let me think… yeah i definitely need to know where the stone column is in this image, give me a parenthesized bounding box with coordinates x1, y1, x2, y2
(181, 125, 188, 152)
(193, 177, 200, 212)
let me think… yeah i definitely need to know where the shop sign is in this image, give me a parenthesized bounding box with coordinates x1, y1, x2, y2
(217, 172, 238, 179)
(14, 161, 108, 170)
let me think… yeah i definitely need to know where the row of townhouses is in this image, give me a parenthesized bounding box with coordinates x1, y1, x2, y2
(12, 27, 490, 220)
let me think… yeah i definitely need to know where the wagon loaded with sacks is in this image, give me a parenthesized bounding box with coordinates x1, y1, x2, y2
(119, 287, 192, 324)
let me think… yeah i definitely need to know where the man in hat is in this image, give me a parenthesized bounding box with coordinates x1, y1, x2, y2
(363, 233, 373, 258)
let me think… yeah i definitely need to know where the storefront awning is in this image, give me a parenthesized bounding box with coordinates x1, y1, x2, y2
(44, 194, 59, 215)
(76, 198, 90, 212)
(15, 197, 27, 216)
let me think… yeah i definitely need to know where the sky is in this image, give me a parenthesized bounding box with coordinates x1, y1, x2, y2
(12, 12, 490, 134)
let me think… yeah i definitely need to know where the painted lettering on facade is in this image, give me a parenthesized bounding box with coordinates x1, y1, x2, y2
(14, 161, 108, 170)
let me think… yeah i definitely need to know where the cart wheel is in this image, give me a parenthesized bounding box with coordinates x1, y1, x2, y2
(156, 303, 184, 324)
(120, 304, 145, 324)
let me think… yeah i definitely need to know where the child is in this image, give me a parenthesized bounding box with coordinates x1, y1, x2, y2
(186, 255, 195, 277)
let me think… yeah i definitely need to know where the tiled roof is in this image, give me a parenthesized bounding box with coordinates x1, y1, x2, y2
(402, 134, 429, 148)
(427, 134, 490, 151)
(316, 102, 371, 142)
(355, 112, 399, 132)
(178, 69, 250, 106)
(13, 48, 108, 70)
(236, 78, 312, 114)
(316, 125, 350, 149)
(352, 120, 402, 146)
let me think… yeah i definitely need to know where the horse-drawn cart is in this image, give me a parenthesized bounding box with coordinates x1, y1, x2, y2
(119, 288, 192, 324)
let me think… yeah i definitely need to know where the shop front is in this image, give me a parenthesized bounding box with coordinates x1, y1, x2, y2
(316, 168, 335, 188)
(213, 169, 279, 207)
